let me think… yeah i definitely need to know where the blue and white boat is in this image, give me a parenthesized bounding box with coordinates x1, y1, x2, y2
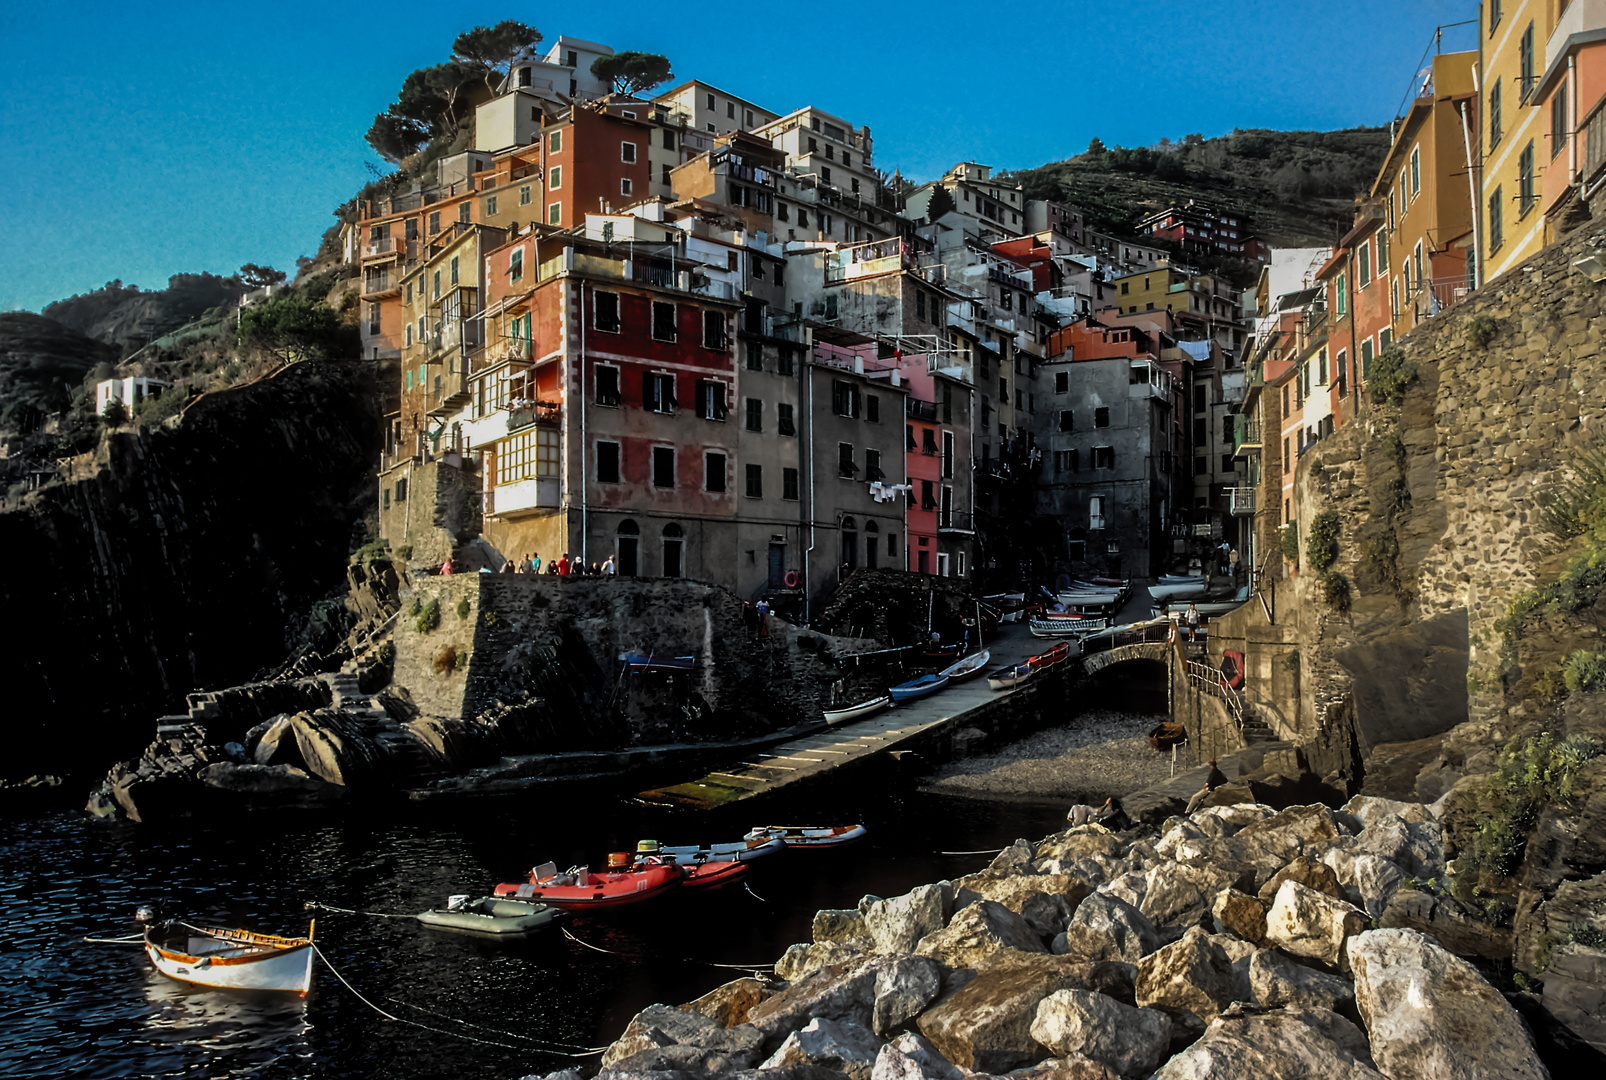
(888, 673, 950, 702)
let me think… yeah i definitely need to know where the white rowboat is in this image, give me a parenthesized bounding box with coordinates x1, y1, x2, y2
(143, 920, 315, 994)
(823, 694, 892, 724)
(938, 649, 992, 684)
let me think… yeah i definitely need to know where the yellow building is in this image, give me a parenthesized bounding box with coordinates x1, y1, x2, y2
(1483, 0, 1562, 282)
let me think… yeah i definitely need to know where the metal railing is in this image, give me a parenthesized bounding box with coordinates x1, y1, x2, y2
(1186, 659, 1245, 733)
(906, 398, 937, 422)
(1233, 416, 1261, 452)
(1227, 487, 1256, 515)
(363, 239, 395, 258)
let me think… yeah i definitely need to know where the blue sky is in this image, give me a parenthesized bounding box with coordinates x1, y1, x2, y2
(0, 0, 1477, 314)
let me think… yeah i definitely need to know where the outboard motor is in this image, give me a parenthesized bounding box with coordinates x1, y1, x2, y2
(135, 904, 160, 925)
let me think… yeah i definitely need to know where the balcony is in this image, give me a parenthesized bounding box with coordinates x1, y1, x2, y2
(1233, 416, 1262, 457)
(485, 476, 561, 517)
(427, 362, 473, 416)
(1401, 275, 1473, 323)
(361, 273, 400, 299)
(508, 400, 562, 432)
(988, 264, 1033, 291)
(938, 510, 975, 534)
(1227, 487, 1256, 516)
(362, 238, 398, 261)
(906, 398, 937, 422)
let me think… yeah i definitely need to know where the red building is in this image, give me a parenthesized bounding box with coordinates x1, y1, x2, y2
(1135, 200, 1265, 261)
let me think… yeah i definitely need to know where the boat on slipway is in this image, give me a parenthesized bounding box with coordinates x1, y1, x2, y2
(141, 912, 316, 994)
(823, 694, 892, 725)
(415, 896, 562, 936)
(494, 856, 682, 909)
(986, 662, 1033, 690)
(1028, 615, 1108, 638)
(1147, 576, 1210, 603)
(889, 672, 949, 702)
(938, 649, 991, 684)
(1027, 641, 1077, 671)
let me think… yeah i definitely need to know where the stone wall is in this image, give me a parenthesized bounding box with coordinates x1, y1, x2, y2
(390, 573, 849, 750)
(1214, 224, 1606, 788)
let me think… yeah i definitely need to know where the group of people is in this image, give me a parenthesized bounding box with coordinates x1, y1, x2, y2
(439, 551, 616, 576)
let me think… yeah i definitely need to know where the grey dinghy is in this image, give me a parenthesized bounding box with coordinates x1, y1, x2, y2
(415, 895, 562, 935)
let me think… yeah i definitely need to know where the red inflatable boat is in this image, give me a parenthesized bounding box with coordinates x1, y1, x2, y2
(494, 855, 681, 909)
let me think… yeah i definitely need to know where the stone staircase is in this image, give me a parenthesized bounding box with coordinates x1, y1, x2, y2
(1239, 705, 1278, 745)
(319, 670, 435, 776)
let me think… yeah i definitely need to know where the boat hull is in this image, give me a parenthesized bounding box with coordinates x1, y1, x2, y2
(823, 695, 892, 725)
(889, 674, 949, 701)
(416, 898, 561, 935)
(680, 861, 749, 889)
(656, 836, 785, 864)
(144, 928, 314, 994)
(493, 864, 682, 908)
(987, 664, 1032, 690)
(748, 824, 867, 848)
(938, 649, 991, 684)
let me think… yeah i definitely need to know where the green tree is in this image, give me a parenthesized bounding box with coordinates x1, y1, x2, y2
(238, 264, 286, 290)
(1086, 137, 1108, 155)
(453, 20, 544, 96)
(101, 398, 128, 427)
(237, 295, 358, 365)
(924, 184, 957, 222)
(396, 62, 482, 134)
(365, 107, 431, 164)
(590, 51, 674, 96)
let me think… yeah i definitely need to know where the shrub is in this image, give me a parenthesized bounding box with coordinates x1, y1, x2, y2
(375, 641, 396, 666)
(1368, 349, 1417, 406)
(1464, 732, 1602, 879)
(1305, 512, 1341, 574)
(1570, 923, 1606, 949)
(1282, 650, 1301, 673)
(1562, 650, 1606, 692)
(1466, 314, 1499, 348)
(133, 387, 187, 426)
(1279, 522, 1300, 565)
(433, 644, 458, 673)
(1537, 439, 1606, 539)
(414, 597, 440, 633)
(456, 597, 470, 620)
(406, 597, 421, 617)
(101, 399, 128, 426)
(395, 544, 413, 561)
(1318, 570, 1351, 612)
(482, 609, 501, 628)
(354, 539, 390, 565)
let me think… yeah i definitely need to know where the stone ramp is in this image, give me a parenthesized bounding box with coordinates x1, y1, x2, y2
(638, 624, 1048, 809)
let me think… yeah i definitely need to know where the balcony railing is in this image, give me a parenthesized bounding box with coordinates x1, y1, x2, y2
(362, 239, 396, 259)
(1233, 416, 1262, 455)
(1227, 487, 1256, 516)
(939, 510, 975, 533)
(508, 400, 562, 433)
(1402, 275, 1474, 322)
(906, 398, 937, 422)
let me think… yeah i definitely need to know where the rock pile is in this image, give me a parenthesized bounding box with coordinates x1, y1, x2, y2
(529, 794, 1551, 1080)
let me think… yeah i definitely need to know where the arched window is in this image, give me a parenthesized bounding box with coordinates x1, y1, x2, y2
(864, 520, 880, 570)
(617, 519, 640, 577)
(840, 516, 857, 572)
(662, 523, 684, 579)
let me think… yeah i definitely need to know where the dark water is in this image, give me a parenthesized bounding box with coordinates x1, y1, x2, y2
(0, 779, 1069, 1079)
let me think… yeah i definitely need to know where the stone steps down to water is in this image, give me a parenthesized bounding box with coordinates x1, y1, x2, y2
(529, 795, 1552, 1080)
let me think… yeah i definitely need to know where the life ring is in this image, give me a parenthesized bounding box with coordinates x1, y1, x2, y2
(783, 569, 801, 589)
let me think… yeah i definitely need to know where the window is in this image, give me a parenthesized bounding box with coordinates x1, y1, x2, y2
(432, 270, 441, 298)
(1358, 241, 1372, 287)
(745, 342, 763, 371)
(662, 523, 684, 578)
(1195, 456, 1208, 476)
(916, 291, 926, 320)
(745, 397, 762, 431)
(706, 92, 715, 110)
(662, 129, 676, 151)
(594, 290, 621, 333)
(1094, 406, 1109, 427)
(744, 108, 754, 126)
(653, 447, 676, 488)
(822, 167, 831, 184)
(696, 380, 727, 421)
(1488, 186, 1504, 253)
(621, 142, 637, 164)
(777, 403, 796, 436)
(508, 249, 523, 282)
(703, 452, 726, 492)
(942, 431, 955, 479)
(1519, 141, 1536, 215)
(1490, 0, 1502, 32)
(1490, 80, 1503, 147)
(484, 194, 498, 216)
(837, 442, 857, 478)
(780, 467, 800, 500)
(1335, 273, 1347, 316)
(1409, 146, 1420, 198)
(621, 178, 634, 197)
(429, 211, 440, 234)
(520, 184, 532, 205)
(497, 428, 559, 483)
(778, 347, 795, 376)
(1520, 22, 1535, 102)
(1553, 82, 1569, 159)
(597, 440, 621, 482)
(1093, 446, 1114, 469)
(652, 302, 677, 341)
(831, 380, 860, 418)
(867, 395, 880, 423)
(662, 163, 671, 185)
(1361, 338, 1374, 378)
(1089, 496, 1105, 529)
(595, 365, 621, 406)
(920, 479, 937, 510)
(797, 210, 808, 228)
(644, 372, 675, 413)
(745, 463, 762, 498)
(866, 448, 883, 481)
(458, 202, 471, 223)
(1054, 449, 1076, 472)
(726, 101, 735, 119)
(548, 165, 562, 190)
(1058, 409, 1074, 432)
(1055, 370, 1069, 393)
(702, 310, 727, 350)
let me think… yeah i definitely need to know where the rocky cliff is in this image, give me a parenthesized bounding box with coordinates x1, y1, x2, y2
(0, 358, 383, 779)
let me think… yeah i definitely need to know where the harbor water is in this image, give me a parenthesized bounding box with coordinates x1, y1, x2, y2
(0, 778, 1076, 1079)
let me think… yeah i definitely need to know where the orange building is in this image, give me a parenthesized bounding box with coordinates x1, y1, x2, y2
(1535, 1, 1606, 238)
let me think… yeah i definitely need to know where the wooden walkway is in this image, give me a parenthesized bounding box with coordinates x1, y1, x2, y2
(638, 623, 1050, 809)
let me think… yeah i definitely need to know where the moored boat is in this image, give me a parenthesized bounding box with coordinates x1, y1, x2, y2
(1027, 641, 1077, 670)
(986, 662, 1033, 690)
(938, 649, 991, 684)
(416, 896, 561, 935)
(645, 834, 786, 864)
(1154, 584, 1252, 619)
(823, 694, 892, 725)
(140, 910, 315, 995)
(1029, 615, 1107, 638)
(1148, 578, 1210, 603)
(746, 824, 867, 848)
(493, 855, 682, 908)
(677, 859, 749, 890)
(920, 642, 967, 662)
(888, 672, 949, 701)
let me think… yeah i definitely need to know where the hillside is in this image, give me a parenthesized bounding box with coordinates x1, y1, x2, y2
(42, 273, 245, 355)
(1010, 127, 1393, 249)
(0, 312, 119, 429)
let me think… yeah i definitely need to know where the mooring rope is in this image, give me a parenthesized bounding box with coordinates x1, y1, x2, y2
(312, 942, 604, 1056)
(938, 848, 1006, 856)
(744, 883, 768, 903)
(82, 935, 146, 945)
(304, 901, 415, 919)
(564, 927, 772, 972)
